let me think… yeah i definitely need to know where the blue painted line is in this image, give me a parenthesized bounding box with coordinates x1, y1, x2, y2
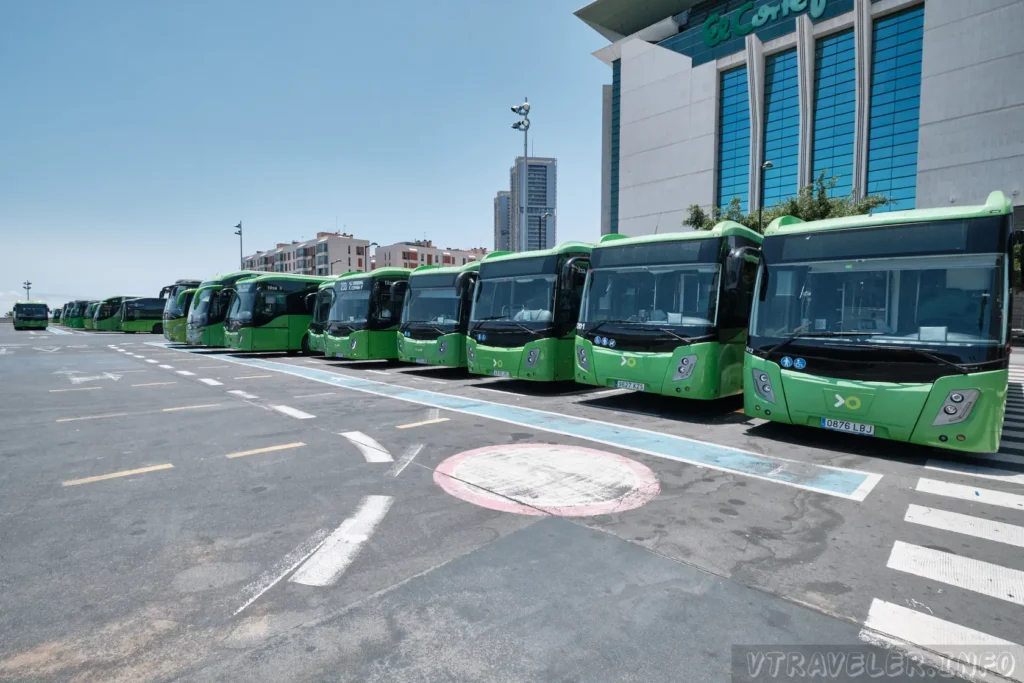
(149, 343, 882, 501)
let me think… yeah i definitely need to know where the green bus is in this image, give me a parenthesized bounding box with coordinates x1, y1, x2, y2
(160, 279, 201, 343)
(186, 271, 259, 347)
(324, 268, 412, 360)
(52, 306, 62, 324)
(83, 302, 100, 330)
(745, 190, 1017, 454)
(467, 242, 592, 381)
(13, 302, 49, 330)
(121, 298, 167, 334)
(575, 224, 762, 399)
(59, 303, 71, 324)
(306, 277, 339, 355)
(64, 301, 86, 328)
(165, 289, 197, 343)
(93, 297, 138, 332)
(224, 274, 329, 352)
(396, 262, 480, 367)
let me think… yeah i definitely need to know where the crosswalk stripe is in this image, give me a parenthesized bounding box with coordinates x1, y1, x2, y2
(916, 477, 1024, 511)
(925, 460, 1024, 485)
(887, 541, 1024, 606)
(904, 504, 1024, 548)
(1000, 429, 1024, 440)
(999, 442, 1024, 455)
(976, 452, 1024, 466)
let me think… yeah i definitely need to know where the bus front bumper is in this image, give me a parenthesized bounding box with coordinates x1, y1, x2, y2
(325, 330, 371, 360)
(223, 329, 255, 351)
(397, 333, 465, 367)
(466, 338, 562, 381)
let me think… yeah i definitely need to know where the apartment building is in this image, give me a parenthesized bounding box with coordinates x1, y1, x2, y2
(372, 240, 488, 271)
(243, 232, 371, 277)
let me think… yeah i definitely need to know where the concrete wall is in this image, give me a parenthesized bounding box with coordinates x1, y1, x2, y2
(616, 38, 718, 237)
(916, 0, 1024, 209)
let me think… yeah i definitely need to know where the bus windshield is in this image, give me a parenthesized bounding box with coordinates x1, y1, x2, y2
(402, 286, 459, 327)
(580, 264, 721, 330)
(329, 286, 371, 324)
(15, 304, 47, 318)
(471, 275, 555, 324)
(189, 288, 232, 326)
(226, 283, 256, 325)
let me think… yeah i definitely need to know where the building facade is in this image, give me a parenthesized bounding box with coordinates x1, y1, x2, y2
(493, 190, 512, 251)
(577, 0, 1024, 237)
(243, 232, 371, 277)
(509, 157, 558, 251)
(372, 241, 488, 271)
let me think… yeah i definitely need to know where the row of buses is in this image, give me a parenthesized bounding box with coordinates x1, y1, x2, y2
(58, 296, 167, 333)
(56, 193, 1018, 454)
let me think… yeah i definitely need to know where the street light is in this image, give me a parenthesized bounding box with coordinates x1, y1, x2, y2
(539, 211, 554, 247)
(758, 161, 774, 232)
(234, 222, 243, 269)
(330, 259, 344, 274)
(22, 280, 31, 300)
(510, 98, 530, 162)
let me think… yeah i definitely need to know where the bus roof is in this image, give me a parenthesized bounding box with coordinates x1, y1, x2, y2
(15, 301, 48, 306)
(481, 242, 593, 265)
(409, 261, 481, 279)
(764, 191, 1013, 237)
(99, 295, 141, 303)
(200, 270, 262, 287)
(337, 268, 412, 280)
(239, 273, 331, 285)
(594, 222, 762, 248)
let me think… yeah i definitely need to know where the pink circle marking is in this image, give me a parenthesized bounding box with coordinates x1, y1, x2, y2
(433, 443, 660, 517)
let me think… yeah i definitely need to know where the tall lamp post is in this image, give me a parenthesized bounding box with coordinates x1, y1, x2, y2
(234, 222, 243, 269)
(758, 161, 774, 232)
(22, 280, 31, 300)
(330, 259, 344, 274)
(540, 210, 553, 247)
(511, 100, 531, 252)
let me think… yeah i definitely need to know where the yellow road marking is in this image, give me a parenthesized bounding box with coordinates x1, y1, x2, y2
(162, 403, 221, 412)
(225, 442, 306, 459)
(235, 375, 273, 380)
(49, 387, 101, 393)
(395, 417, 450, 430)
(62, 463, 174, 487)
(132, 381, 178, 387)
(56, 412, 128, 423)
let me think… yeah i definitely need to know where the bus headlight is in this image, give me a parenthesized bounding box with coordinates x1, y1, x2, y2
(525, 348, 540, 368)
(752, 369, 776, 403)
(672, 355, 698, 381)
(931, 389, 979, 426)
(467, 344, 475, 364)
(438, 341, 447, 356)
(576, 346, 589, 371)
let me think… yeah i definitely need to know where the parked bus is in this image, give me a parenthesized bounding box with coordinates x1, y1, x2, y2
(66, 300, 91, 328)
(306, 277, 339, 355)
(223, 274, 329, 352)
(467, 242, 592, 381)
(121, 298, 167, 334)
(60, 303, 71, 324)
(160, 279, 201, 343)
(324, 268, 412, 360)
(186, 271, 259, 347)
(83, 302, 100, 330)
(165, 289, 197, 343)
(575, 224, 762, 399)
(396, 261, 480, 367)
(94, 296, 139, 331)
(12, 302, 49, 330)
(745, 191, 1017, 454)
(52, 307, 62, 324)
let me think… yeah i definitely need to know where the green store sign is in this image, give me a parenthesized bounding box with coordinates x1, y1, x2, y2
(703, 0, 828, 47)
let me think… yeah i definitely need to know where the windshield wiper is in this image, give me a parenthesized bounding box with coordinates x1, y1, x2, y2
(766, 331, 884, 356)
(840, 344, 971, 375)
(408, 323, 450, 336)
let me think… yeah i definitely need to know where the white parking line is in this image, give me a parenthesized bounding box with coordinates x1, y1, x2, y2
(233, 528, 331, 616)
(271, 405, 315, 420)
(916, 478, 1024, 511)
(904, 504, 1024, 548)
(925, 459, 1024, 485)
(145, 359, 158, 364)
(227, 390, 259, 400)
(340, 431, 393, 462)
(199, 378, 224, 386)
(289, 496, 393, 587)
(158, 364, 174, 369)
(293, 392, 340, 399)
(176, 370, 196, 377)
(389, 444, 424, 477)
(886, 541, 1024, 606)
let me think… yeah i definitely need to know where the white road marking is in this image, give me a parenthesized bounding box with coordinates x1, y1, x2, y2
(49, 387, 101, 393)
(886, 541, 1024, 606)
(163, 404, 221, 413)
(69, 372, 122, 384)
(340, 431, 393, 462)
(859, 599, 1023, 682)
(293, 392, 340, 399)
(271, 405, 315, 420)
(132, 382, 177, 387)
(235, 375, 272, 380)
(199, 378, 224, 386)
(176, 370, 196, 376)
(977, 452, 1024, 466)
(158, 364, 174, 369)
(289, 496, 393, 587)
(365, 369, 391, 375)
(33, 347, 60, 353)
(389, 444, 424, 477)
(227, 390, 259, 400)
(145, 359, 159, 364)
(428, 408, 439, 420)
(196, 365, 225, 369)
(233, 528, 331, 616)
(916, 478, 1024, 511)
(925, 460, 1024, 485)
(904, 504, 1024, 548)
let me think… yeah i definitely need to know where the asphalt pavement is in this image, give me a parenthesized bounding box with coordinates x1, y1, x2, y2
(1, 322, 1022, 683)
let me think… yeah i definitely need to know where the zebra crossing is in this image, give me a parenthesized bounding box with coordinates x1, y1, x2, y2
(858, 371, 1024, 680)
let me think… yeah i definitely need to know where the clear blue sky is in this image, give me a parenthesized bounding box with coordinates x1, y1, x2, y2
(0, 0, 609, 312)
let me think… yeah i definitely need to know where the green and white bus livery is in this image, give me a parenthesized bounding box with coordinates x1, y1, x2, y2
(306, 278, 339, 355)
(161, 279, 201, 343)
(467, 242, 592, 382)
(745, 191, 1017, 454)
(93, 297, 138, 332)
(223, 274, 328, 352)
(83, 302, 100, 330)
(13, 302, 49, 330)
(121, 298, 167, 334)
(575, 224, 762, 399)
(66, 301, 91, 328)
(396, 262, 480, 367)
(186, 271, 259, 347)
(324, 268, 412, 360)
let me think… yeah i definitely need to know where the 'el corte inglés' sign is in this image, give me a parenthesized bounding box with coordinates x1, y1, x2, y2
(703, 0, 828, 47)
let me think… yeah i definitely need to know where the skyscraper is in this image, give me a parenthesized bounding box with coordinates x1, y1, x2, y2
(493, 191, 511, 252)
(508, 157, 556, 252)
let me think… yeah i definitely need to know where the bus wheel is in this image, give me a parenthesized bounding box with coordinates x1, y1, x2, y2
(125, 331, 136, 334)
(300, 334, 311, 356)
(153, 324, 163, 334)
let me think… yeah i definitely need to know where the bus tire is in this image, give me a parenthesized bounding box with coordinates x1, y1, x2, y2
(300, 334, 311, 356)
(153, 324, 163, 334)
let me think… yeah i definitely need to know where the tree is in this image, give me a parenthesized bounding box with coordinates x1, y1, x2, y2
(684, 171, 891, 233)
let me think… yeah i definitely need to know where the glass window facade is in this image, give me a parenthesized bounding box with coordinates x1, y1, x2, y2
(812, 30, 856, 197)
(611, 59, 621, 234)
(867, 6, 925, 211)
(762, 49, 799, 208)
(717, 66, 750, 211)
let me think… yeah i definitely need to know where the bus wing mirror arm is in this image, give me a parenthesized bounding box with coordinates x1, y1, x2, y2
(390, 281, 409, 298)
(455, 271, 478, 296)
(560, 256, 588, 286)
(725, 247, 760, 290)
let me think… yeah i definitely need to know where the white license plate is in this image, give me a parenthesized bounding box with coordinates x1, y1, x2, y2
(615, 380, 646, 391)
(415, 358, 428, 365)
(493, 370, 511, 378)
(820, 418, 875, 436)
(335, 352, 345, 358)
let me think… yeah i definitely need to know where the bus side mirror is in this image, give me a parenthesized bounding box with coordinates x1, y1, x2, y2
(560, 256, 587, 287)
(455, 272, 478, 296)
(390, 281, 409, 299)
(305, 292, 317, 313)
(1014, 231, 1024, 289)
(725, 247, 759, 290)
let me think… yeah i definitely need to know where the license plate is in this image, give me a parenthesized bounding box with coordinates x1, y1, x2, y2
(335, 352, 345, 358)
(820, 418, 875, 436)
(615, 380, 646, 391)
(493, 370, 511, 378)
(415, 358, 428, 365)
